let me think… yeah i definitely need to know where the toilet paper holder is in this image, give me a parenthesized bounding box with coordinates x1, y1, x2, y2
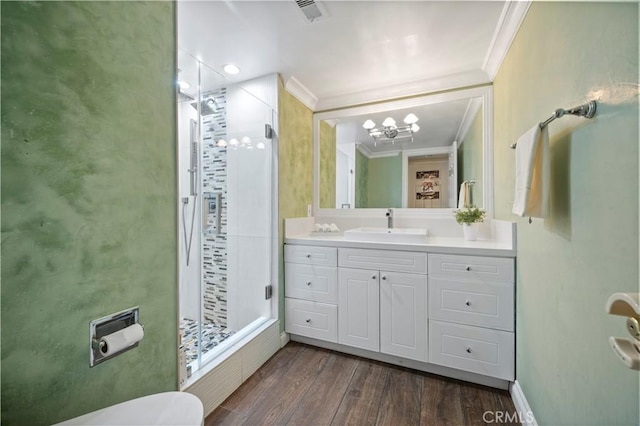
(90, 306, 142, 367)
(606, 293, 640, 371)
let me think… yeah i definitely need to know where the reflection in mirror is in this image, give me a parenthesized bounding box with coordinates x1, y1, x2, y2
(318, 95, 484, 210)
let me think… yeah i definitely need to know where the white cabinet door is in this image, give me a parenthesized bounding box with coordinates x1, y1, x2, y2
(380, 272, 427, 362)
(338, 267, 380, 351)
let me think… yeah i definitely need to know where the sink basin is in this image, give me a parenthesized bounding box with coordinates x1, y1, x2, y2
(343, 227, 427, 244)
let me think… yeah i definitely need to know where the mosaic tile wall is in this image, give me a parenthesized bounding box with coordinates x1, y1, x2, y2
(201, 88, 228, 325)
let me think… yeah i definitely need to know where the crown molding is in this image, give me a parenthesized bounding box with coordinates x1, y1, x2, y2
(482, 1, 532, 80)
(356, 144, 400, 159)
(284, 75, 318, 111)
(315, 69, 490, 112)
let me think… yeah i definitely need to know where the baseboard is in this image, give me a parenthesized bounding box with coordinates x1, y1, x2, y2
(509, 380, 538, 426)
(280, 331, 290, 348)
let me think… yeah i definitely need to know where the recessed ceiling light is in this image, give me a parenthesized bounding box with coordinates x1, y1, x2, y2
(223, 64, 240, 75)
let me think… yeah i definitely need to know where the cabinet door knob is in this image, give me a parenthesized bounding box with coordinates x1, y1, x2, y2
(381, 275, 387, 280)
(465, 300, 471, 306)
(372, 274, 377, 279)
(306, 281, 312, 286)
(466, 266, 471, 271)
(306, 254, 311, 258)
(466, 346, 472, 353)
(305, 318, 311, 323)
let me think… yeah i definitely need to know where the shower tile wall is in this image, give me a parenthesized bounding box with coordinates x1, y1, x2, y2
(201, 88, 228, 325)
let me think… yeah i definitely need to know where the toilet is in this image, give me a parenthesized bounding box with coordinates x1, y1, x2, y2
(55, 392, 204, 426)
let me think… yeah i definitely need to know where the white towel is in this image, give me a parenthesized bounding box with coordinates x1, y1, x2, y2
(512, 124, 549, 218)
(458, 181, 469, 208)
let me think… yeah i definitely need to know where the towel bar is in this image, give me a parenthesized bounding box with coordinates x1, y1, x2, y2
(510, 100, 597, 149)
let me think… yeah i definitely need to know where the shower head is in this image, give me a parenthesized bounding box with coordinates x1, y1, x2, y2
(191, 98, 216, 116)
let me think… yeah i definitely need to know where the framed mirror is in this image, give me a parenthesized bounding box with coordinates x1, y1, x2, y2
(313, 86, 493, 217)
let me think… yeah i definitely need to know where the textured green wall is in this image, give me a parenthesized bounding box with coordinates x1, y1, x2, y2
(277, 76, 313, 331)
(367, 155, 402, 208)
(459, 107, 483, 207)
(493, 2, 639, 424)
(355, 149, 369, 208)
(1, 2, 178, 424)
(319, 121, 336, 208)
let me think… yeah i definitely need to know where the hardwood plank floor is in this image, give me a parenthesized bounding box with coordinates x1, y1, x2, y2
(206, 342, 519, 426)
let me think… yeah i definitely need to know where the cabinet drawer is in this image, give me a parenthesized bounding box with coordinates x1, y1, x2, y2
(285, 298, 337, 343)
(338, 248, 427, 274)
(285, 263, 337, 304)
(428, 254, 514, 282)
(429, 320, 514, 380)
(428, 277, 514, 331)
(285, 245, 337, 266)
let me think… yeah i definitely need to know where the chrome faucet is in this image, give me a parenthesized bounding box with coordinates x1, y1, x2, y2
(386, 208, 394, 229)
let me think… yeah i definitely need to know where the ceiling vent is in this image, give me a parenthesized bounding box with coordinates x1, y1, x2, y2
(293, 0, 328, 24)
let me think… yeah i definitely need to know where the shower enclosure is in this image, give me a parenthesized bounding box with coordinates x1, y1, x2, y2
(177, 50, 276, 384)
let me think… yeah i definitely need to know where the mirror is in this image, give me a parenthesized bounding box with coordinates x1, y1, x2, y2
(313, 86, 493, 216)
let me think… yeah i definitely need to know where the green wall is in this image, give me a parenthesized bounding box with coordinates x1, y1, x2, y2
(1, 2, 178, 424)
(493, 2, 639, 424)
(277, 76, 313, 332)
(355, 149, 369, 208)
(367, 155, 402, 208)
(458, 106, 483, 206)
(319, 120, 336, 208)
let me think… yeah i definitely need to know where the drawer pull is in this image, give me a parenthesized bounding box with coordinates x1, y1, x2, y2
(466, 346, 472, 353)
(306, 281, 312, 286)
(465, 300, 471, 306)
(372, 274, 377, 279)
(381, 275, 387, 280)
(306, 254, 311, 258)
(305, 318, 311, 323)
(466, 266, 471, 271)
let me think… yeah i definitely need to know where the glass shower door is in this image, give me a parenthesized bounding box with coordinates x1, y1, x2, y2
(178, 52, 274, 382)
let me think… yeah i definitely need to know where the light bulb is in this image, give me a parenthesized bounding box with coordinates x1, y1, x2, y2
(362, 119, 376, 130)
(403, 113, 418, 124)
(217, 139, 227, 147)
(229, 138, 239, 146)
(382, 117, 396, 128)
(256, 142, 266, 150)
(241, 136, 251, 145)
(410, 123, 420, 132)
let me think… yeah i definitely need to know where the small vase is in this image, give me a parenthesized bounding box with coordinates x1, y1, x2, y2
(462, 223, 479, 241)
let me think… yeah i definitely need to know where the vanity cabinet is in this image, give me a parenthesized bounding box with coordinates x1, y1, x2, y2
(284, 245, 338, 342)
(284, 241, 516, 388)
(337, 248, 428, 361)
(427, 254, 515, 380)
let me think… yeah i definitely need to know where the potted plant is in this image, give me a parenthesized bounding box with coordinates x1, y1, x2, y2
(454, 206, 486, 241)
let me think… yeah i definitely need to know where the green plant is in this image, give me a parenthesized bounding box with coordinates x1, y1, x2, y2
(454, 206, 486, 224)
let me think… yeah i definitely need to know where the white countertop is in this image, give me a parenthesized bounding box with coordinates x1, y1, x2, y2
(284, 234, 516, 257)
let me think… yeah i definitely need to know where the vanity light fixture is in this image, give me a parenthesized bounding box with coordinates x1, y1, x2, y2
(223, 64, 240, 75)
(363, 113, 420, 145)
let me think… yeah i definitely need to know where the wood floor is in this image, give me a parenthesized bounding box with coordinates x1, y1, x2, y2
(205, 342, 519, 426)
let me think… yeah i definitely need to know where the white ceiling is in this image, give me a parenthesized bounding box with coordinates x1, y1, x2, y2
(177, 1, 529, 111)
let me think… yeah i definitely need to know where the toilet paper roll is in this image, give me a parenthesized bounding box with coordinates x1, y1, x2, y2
(100, 324, 144, 357)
